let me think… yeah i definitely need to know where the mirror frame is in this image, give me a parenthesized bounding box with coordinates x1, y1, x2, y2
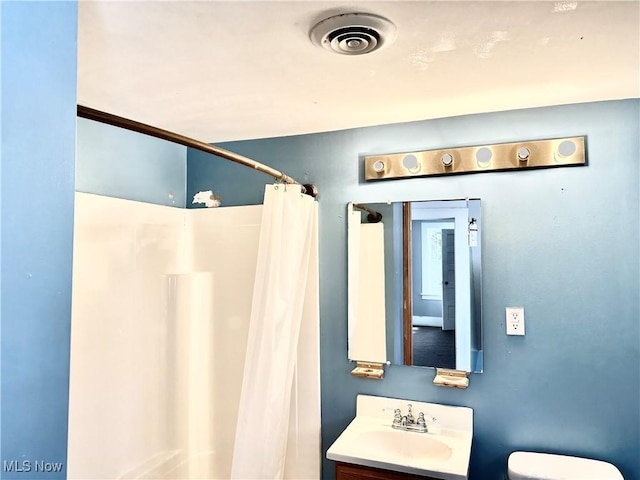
(349, 198, 483, 373)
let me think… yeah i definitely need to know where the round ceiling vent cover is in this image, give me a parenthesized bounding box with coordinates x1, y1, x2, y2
(309, 13, 397, 55)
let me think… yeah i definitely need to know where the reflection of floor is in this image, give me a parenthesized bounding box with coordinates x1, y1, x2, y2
(412, 326, 455, 369)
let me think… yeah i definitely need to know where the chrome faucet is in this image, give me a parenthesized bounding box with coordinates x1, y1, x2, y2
(391, 404, 435, 433)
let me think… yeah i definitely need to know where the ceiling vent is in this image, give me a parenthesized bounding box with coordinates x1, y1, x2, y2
(309, 13, 397, 55)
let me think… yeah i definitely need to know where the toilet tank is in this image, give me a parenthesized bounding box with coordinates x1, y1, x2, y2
(508, 452, 624, 480)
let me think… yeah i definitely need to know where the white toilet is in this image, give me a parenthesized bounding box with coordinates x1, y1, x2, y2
(508, 451, 624, 480)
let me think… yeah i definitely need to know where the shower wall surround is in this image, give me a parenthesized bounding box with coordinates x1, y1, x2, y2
(188, 99, 640, 480)
(68, 193, 320, 479)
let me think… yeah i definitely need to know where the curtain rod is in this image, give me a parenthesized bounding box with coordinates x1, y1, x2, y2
(352, 203, 383, 223)
(77, 105, 318, 198)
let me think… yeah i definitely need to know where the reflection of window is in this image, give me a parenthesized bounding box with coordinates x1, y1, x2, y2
(420, 221, 454, 300)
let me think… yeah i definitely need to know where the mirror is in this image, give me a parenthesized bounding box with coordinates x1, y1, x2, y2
(348, 199, 483, 373)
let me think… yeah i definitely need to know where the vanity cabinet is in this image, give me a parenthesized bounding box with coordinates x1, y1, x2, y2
(335, 462, 441, 480)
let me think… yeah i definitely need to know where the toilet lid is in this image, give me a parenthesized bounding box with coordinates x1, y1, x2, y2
(508, 452, 624, 480)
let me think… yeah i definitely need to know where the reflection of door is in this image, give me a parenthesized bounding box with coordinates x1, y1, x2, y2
(441, 229, 455, 331)
(403, 203, 472, 371)
(402, 202, 413, 366)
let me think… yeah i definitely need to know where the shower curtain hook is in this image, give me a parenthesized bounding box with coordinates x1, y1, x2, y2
(275, 173, 289, 190)
(278, 173, 289, 191)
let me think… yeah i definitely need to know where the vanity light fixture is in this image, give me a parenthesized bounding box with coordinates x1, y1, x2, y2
(363, 136, 586, 180)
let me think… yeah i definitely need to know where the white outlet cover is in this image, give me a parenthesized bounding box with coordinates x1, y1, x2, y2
(506, 307, 525, 335)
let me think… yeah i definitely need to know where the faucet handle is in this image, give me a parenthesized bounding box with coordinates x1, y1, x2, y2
(417, 412, 426, 427)
(406, 404, 415, 423)
(419, 412, 437, 423)
(415, 412, 436, 432)
(392, 408, 403, 425)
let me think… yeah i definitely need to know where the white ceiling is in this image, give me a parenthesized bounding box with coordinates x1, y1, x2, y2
(78, 1, 640, 143)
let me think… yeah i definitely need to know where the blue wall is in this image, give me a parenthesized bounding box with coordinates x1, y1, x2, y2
(1, 7, 637, 477)
(188, 99, 640, 479)
(77, 118, 186, 208)
(1, 2, 78, 478)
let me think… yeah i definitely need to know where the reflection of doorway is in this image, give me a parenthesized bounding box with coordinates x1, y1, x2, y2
(403, 202, 472, 370)
(441, 228, 455, 331)
(412, 326, 455, 368)
(412, 228, 456, 367)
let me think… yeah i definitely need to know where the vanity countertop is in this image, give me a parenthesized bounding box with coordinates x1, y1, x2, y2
(326, 394, 473, 480)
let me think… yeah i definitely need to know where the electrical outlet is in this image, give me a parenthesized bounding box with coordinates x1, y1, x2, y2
(506, 307, 525, 335)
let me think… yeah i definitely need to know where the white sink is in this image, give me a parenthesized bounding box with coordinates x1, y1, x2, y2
(356, 429, 453, 461)
(326, 394, 473, 480)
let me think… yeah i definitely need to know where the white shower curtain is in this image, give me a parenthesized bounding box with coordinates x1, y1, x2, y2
(231, 184, 318, 479)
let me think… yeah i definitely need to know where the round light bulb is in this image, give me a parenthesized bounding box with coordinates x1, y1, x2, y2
(441, 153, 454, 167)
(402, 154, 421, 173)
(476, 147, 492, 168)
(517, 147, 530, 162)
(557, 140, 576, 158)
